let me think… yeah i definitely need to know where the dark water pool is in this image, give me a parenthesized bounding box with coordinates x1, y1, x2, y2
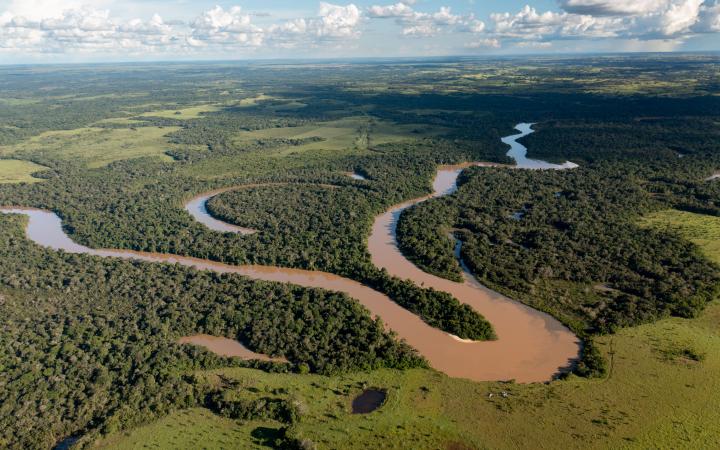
(352, 389, 387, 414)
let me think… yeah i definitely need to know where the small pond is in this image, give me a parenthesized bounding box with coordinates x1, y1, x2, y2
(352, 389, 387, 414)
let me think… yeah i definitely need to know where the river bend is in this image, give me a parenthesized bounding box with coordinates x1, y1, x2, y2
(1, 123, 580, 383)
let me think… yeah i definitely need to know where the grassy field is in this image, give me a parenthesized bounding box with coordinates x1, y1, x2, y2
(235, 93, 274, 107)
(98, 409, 277, 450)
(182, 116, 448, 180)
(95, 104, 220, 126)
(232, 117, 447, 156)
(0, 159, 47, 183)
(639, 209, 720, 265)
(0, 97, 41, 106)
(0, 126, 179, 168)
(138, 104, 220, 120)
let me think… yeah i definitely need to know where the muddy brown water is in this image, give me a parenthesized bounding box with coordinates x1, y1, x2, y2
(185, 186, 258, 234)
(351, 389, 387, 414)
(0, 124, 581, 382)
(178, 335, 288, 362)
(366, 163, 580, 382)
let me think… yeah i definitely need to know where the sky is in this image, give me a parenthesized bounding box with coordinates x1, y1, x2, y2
(0, 0, 719, 63)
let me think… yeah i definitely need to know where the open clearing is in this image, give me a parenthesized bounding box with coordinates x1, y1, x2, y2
(232, 117, 448, 156)
(137, 104, 220, 119)
(235, 93, 274, 107)
(639, 209, 720, 265)
(182, 116, 449, 179)
(0, 159, 47, 183)
(0, 126, 179, 168)
(98, 409, 272, 449)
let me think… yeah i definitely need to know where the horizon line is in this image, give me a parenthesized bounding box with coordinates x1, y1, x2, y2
(1, 50, 720, 68)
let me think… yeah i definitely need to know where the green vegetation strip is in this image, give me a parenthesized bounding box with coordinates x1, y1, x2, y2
(0, 159, 47, 183)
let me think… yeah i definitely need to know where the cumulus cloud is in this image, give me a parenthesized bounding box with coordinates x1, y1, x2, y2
(486, 0, 720, 45)
(465, 38, 500, 48)
(558, 0, 669, 16)
(516, 40, 553, 48)
(695, 2, 720, 31)
(367, 2, 415, 18)
(315, 2, 362, 37)
(367, 1, 484, 37)
(0, 2, 365, 56)
(189, 6, 262, 47)
(490, 6, 622, 40)
(0, 0, 718, 58)
(5, 0, 88, 21)
(659, 0, 703, 34)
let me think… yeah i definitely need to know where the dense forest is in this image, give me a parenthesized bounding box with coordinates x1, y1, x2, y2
(0, 56, 719, 448)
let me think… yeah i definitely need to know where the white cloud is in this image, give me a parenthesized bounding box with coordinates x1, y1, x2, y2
(192, 6, 255, 33)
(315, 2, 362, 37)
(486, 0, 719, 45)
(696, 2, 720, 31)
(367, 2, 483, 37)
(5, 0, 87, 21)
(0, 0, 718, 59)
(0, 2, 367, 56)
(268, 18, 308, 36)
(402, 23, 438, 36)
(432, 7, 462, 25)
(516, 40, 552, 48)
(367, 2, 415, 18)
(660, 0, 703, 35)
(618, 37, 686, 51)
(465, 38, 500, 48)
(467, 19, 486, 33)
(490, 6, 621, 40)
(558, 0, 668, 16)
(189, 6, 262, 47)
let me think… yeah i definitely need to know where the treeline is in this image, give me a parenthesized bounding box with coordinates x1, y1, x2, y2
(0, 214, 424, 449)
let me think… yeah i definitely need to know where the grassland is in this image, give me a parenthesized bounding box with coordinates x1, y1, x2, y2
(95, 104, 220, 126)
(180, 116, 449, 180)
(235, 93, 274, 107)
(97, 409, 274, 450)
(0, 97, 41, 106)
(99, 300, 720, 449)
(232, 117, 447, 156)
(0, 126, 179, 168)
(0, 159, 47, 184)
(639, 209, 720, 265)
(137, 104, 220, 120)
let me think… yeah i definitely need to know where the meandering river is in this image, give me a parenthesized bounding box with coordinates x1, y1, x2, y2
(503, 123, 578, 170)
(0, 123, 580, 383)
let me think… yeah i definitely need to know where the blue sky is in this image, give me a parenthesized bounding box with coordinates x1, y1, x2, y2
(0, 0, 718, 63)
